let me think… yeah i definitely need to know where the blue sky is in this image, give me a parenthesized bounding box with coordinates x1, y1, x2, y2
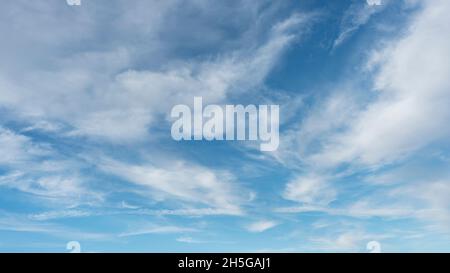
(1, 0, 450, 252)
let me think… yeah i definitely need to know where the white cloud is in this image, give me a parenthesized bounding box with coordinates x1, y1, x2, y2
(325, 0, 450, 167)
(125, 208, 248, 217)
(278, 178, 450, 231)
(0, 127, 50, 165)
(392, 180, 450, 230)
(317, 233, 360, 250)
(0, 128, 102, 206)
(275, 92, 361, 166)
(283, 175, 337, 205)
(28, 210, 93, 221)
(310, 231, 385, 252)
(0, 2, 319, 224)
(277, 193, 416, 220)
(119, 225, 198, 237)
(245, 220, 279, 233)
(275, 2, 450, 239)
(120, 201, 140, 210)
(0, 212, 111, 241)
(0, 2, 314, 144)
(333, 1, 386, 49)
(20, 120, 64, 133)
(176, 237, 204, 244)
(99, 159, 247, 215)
(0, 171, 102, 205)
(287, 0, 450, 169)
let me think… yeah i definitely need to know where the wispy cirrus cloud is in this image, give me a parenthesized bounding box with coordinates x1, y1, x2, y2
(0, 1, 315, 144)
(119, 225, 198, 237)
(332, 0, 387, 50)
(0, 127, 103, 206)
(245, 220, 279, 233)
(0, 1, 318, 250)
(277, 0, 450, 237)
(98, 158, 249, 216)
(1, 0, 449, 252)
(283, 174, 337, 206)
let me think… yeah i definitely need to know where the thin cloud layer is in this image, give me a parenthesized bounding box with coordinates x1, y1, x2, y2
(0, 0, 449, 252)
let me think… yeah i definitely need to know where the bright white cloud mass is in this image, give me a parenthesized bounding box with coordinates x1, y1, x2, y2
(0, 0, 449, 252)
